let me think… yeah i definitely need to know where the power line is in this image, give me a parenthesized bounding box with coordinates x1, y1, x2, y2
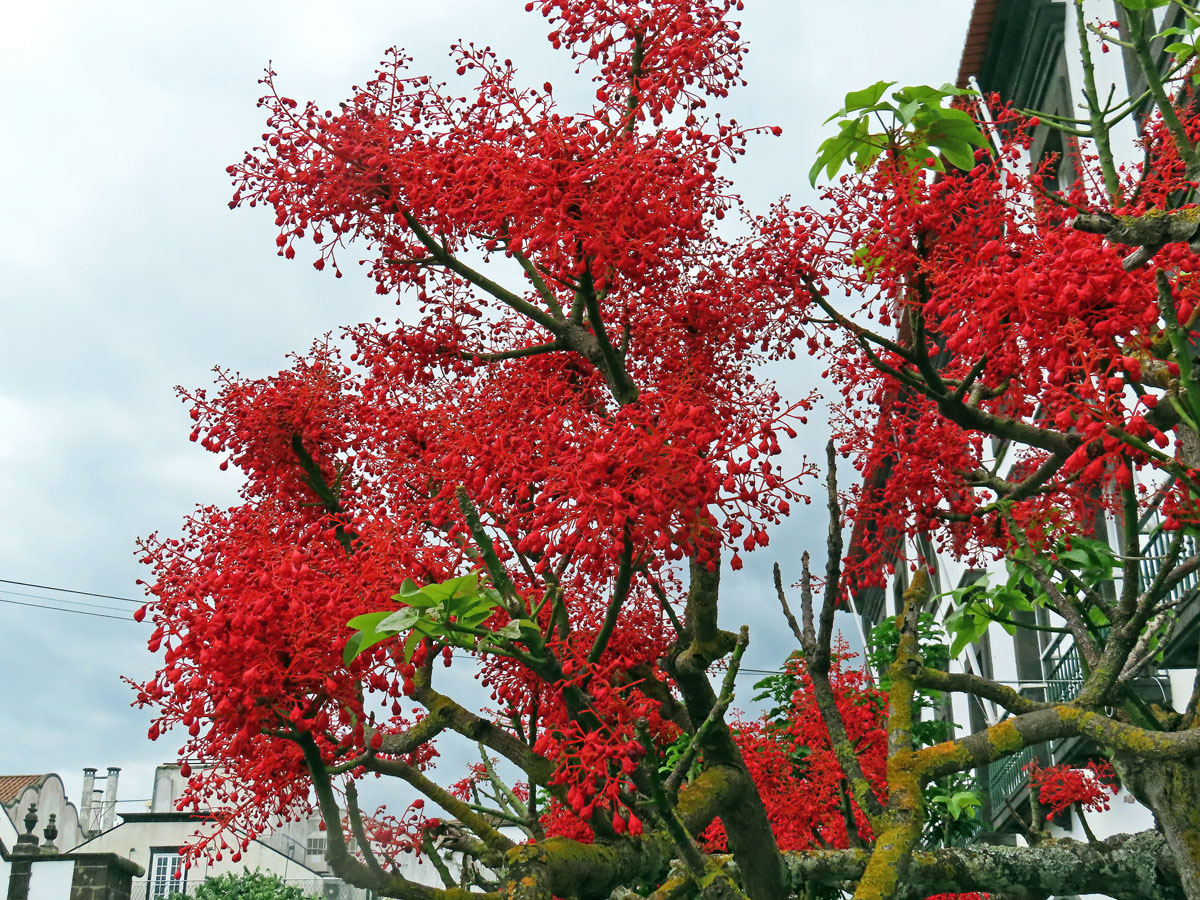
(0, 577, 142, 605)
(0, 588, 137, 615)
(0, 595, 134, 622)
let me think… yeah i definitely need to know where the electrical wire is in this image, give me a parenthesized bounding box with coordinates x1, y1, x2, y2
(0, 588, 138, 614)
(0, 577, 142, 605)
(0, 594, 133, 621)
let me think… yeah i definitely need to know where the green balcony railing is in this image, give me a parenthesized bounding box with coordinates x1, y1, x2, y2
(986, 744, 1036, 815)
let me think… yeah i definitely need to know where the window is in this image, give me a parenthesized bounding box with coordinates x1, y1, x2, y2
(306, 836, 327, 856)
(149, 852, 186, 899)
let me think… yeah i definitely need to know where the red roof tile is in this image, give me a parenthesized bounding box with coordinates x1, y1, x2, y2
(0, 775, 45, 806)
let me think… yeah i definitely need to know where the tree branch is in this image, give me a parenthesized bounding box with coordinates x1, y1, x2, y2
(403, 212, 566, 336)
(364, 757, 515, 858)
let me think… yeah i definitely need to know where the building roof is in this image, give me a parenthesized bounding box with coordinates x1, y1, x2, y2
(0, 775, 46, 806)
(957, 0, 1001, 88)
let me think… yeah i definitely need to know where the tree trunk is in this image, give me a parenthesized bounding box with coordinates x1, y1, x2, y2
(1117, 754, 1200, 899)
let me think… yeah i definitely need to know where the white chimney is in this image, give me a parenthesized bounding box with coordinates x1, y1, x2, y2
(101, 767, 120, 831)
(80, 768, 97, 833)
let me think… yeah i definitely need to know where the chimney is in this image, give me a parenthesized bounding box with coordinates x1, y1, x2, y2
(80, 769, 97, 833)
(101, 767, 120, 831)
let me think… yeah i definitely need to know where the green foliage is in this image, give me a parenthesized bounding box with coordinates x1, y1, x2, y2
(749, 652, 819, 777)
(866, 614, 954, 748)
(942, 536, 1118, 656)
(1158, 7, 1200, 68)
(1117, 0, 1171, 10)
(344, 572, 537, 664)
(751, 650, 805, 723)
(810, 82, 987, 185)
(178, 871, 321, 900)
(658, 731, 703, 783)
(923, 773, 984, 849)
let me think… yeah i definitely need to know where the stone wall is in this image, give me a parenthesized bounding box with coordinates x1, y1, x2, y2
(67, 855, 141, 900)
(3, 804, 141, 900)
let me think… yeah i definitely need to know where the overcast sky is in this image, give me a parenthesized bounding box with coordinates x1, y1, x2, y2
(0, 0, 974, 819)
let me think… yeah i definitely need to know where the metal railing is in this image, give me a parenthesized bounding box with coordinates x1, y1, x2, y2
(986, 744, 1036, 815)
(1139, 525, 1200, 608)
(1043, 645, 1084, 705)
(984, 522, 1195, 819)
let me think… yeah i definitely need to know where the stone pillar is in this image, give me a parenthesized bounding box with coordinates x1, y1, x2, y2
(68, 855, 141, 900)
(7, 805, 41, 900)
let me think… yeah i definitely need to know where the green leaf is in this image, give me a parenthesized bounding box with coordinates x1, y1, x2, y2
(347, 610, 394, 632)
(342, 632, 363, 666)
(1060, 547, 1093, 567)
(460, 607, 496, 630)
(831, 80, 896, 120)
(947, 790, 982, 819)
(995, 586, 1033, 613)
(810, 119, 872, 185)
(493, 620, 523, 640)
(344, 611, 400, 664)
(378, 607, 420, 633)
(416, 572, 481, 603)
(1117, 0, 1170, 9)
(1166, 42, 1195, 61)
(853, 140, 886, 172)
(392, 588, 439, 609)
(402, 629, 423, 663)
(897, 98, 920, 125)
(895, 83, 977, 105)
(929, 116, 991, 147)
(933, 137, 979, 172)
(949, 615, 984, 657)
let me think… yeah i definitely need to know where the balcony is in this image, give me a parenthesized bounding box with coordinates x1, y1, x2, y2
(1140, 525, 1200, 668)
(983, 526, 1190, 823)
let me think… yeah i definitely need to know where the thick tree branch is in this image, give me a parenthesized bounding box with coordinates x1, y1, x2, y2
(665, 557, 789, 900)
(663, 626, 748, 797)
(915, 705, 1200, 783)
(852, 571, 930, 900)
(783, 830, 1184, 900)
(913, 667, 1054, 716)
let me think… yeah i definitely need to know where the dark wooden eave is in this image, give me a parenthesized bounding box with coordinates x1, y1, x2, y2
(958, 0, 1002, 89)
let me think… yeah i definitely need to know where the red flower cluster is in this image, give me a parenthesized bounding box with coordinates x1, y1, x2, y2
(1025, 759, 1118, 821)
(757, 95, 1200, 580)
(702, 642, 886, 853)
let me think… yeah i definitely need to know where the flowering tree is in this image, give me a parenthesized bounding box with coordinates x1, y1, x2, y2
(134, 1, 1200, 899)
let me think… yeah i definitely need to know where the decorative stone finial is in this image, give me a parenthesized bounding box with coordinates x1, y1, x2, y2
(41, 813, 59, 853)
(14, 804, 40, 854)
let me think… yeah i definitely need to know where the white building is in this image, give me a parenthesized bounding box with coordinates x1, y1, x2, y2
(71, 764, 467, 900)
(73, 765, 352, 900)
